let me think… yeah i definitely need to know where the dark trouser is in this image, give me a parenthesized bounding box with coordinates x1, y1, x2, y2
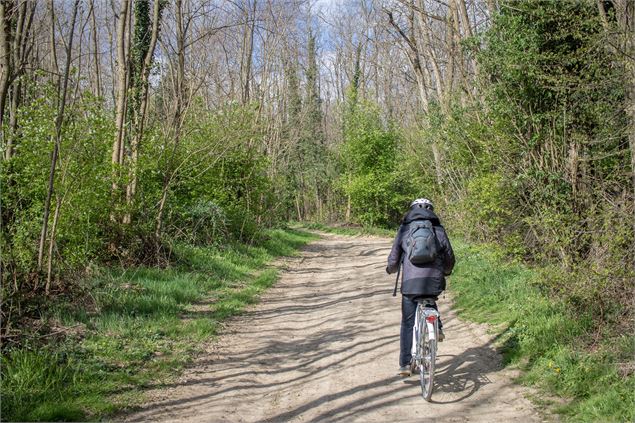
(399, 295, 442, 368)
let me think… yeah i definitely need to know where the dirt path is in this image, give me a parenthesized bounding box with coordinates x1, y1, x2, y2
(126, 233, 545, 422)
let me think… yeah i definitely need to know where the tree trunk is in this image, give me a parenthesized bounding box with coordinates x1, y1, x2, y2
(125, 0, 165, 224)
(386, 4, 443, 185)
(295, 194, 303, 222)
(48, 0, 58, 75)
(597, 0, 609, 29)
(8, 76, 19, 146)
(89, 0, 102, 98)
(346, 174, 351, 222)
(386, 8, 429, 112)
(452, 0, 479, 99)
(6, 1, 35, 156)
(155, 0, 186, 241)
(45, 196, 62, 294)
(0, 2, 10, 148)
(7, 1, 25, 146)
(414, 1, 445, 185)
(1, 1, 34, 160)
(487, 0, 497, 17)
(414, 1, 445, 110)
(154, 182, 169, 240)
(37, 0, 80, 272)
(454, 0, 473, 39)
(445, 0, 456, 102)
(112, 0, 129, 175)
(241, 0, 257, 105)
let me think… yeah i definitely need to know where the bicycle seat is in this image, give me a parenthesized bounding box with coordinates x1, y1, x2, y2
(414, 296, 437, 307)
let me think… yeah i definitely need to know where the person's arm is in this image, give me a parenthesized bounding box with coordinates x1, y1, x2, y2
(436, 226, 455, 275)
(386, 225, 404, 274)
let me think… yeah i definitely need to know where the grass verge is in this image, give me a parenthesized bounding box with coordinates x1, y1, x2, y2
(450, 240, 635, 423)
(1, 227, 317, 422)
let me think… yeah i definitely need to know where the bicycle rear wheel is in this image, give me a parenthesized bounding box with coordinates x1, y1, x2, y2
(419, 314, 437, 401)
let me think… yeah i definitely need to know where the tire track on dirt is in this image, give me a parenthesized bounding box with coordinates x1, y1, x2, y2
(125, 232, 545, 422)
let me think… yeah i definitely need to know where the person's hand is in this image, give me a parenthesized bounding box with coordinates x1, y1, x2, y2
(386, 266, 391, 274)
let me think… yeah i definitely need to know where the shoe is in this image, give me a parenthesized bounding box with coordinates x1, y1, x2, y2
(438, 328, 445, 342)
(398, 366, 411, 377)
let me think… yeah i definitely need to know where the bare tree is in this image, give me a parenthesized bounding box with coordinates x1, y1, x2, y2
(1, 0, 36, 161)
(385, 1, 447, 185)
(89, 0, 103, 98)
(240, 0, 257, 105)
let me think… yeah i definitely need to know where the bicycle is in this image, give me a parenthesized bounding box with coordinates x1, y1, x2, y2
(410, 296, 440, 401)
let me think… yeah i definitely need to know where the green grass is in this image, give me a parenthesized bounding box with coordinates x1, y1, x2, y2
(1, 227, 317, 422)
(450, 240, 635, 423)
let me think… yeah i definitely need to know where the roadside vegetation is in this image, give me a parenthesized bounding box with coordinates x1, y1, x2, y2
(450, 241, 635, 423)
(1, 228, 315, 421)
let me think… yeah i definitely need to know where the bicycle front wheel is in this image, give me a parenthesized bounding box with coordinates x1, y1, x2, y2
(419, 316, 437, 401)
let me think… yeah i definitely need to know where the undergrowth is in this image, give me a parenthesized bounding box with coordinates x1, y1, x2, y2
(1, 227, 316, 422)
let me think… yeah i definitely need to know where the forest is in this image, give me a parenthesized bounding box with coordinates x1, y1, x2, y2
(0, 0, 633, 421)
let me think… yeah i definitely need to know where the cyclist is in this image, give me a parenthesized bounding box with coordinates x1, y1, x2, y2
(386, 198, 455, 377)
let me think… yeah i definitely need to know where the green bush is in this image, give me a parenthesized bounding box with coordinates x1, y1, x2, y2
(151, 103, 279, 244)
(1, 90, 113, 282)
(338, 101, 415, 227)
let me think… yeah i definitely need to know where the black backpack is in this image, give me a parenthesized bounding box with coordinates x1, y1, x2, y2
(406, 220, 438, 264)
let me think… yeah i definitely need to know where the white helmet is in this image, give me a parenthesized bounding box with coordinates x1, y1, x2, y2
(410, 198, 434, 210)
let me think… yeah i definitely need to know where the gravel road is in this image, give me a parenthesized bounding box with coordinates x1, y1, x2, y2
(125, 232, 545, 422)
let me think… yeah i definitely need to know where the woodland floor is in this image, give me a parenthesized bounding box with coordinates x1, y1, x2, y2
(124, 232, 548, 423)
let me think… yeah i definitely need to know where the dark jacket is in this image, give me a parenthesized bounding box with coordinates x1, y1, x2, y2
(386, 208, 455, 296)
